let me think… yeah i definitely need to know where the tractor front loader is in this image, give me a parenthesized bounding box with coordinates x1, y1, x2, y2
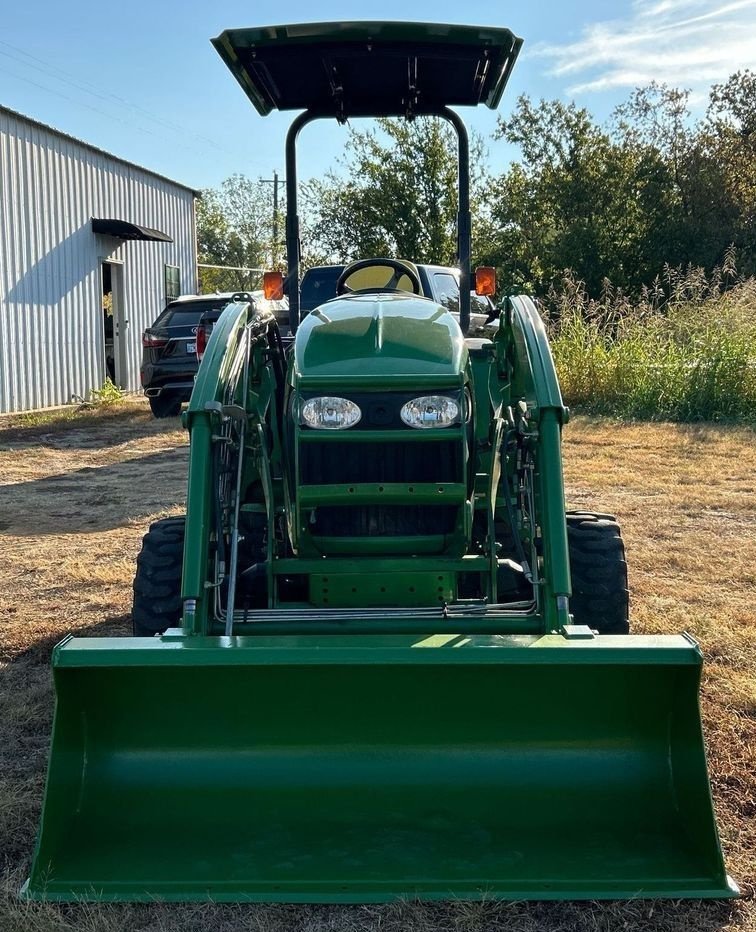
(25, 22, 737, 903)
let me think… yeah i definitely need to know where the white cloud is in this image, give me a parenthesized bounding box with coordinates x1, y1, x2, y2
(534, 0, 756, 96)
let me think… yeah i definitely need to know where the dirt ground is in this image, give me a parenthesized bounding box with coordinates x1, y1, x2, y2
(0, 401, 754, 932)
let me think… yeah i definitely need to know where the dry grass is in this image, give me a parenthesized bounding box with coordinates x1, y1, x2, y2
(0, 402, 754, 931)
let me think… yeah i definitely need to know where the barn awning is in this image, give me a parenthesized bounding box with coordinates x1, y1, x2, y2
(92, 218, 172, 242)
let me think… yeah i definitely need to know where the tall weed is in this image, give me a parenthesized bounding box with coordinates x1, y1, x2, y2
(545, 256, 756, 422)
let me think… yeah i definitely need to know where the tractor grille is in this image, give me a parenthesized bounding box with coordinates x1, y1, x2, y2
(300, 440, 461, 485)
(300, 439, 462, 542)
(312, 505, 457, 537)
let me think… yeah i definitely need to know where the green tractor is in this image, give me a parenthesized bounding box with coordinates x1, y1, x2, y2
(25, 22, 736, 903)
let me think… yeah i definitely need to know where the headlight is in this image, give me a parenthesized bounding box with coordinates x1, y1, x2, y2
(301, 396, 361, 430)
(400, 395, 459, 429)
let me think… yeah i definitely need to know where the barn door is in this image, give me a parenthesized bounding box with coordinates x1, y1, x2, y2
(101, 261, 129, 389)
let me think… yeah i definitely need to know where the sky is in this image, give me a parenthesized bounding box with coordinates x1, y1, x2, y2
(1, 0, 755, 191)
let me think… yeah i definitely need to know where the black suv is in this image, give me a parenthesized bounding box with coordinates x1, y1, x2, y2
(196, 292, 289, 359)
(141, 294, 238, 418)
(300, 265, 345, 315)
(299, 264, 495, 327)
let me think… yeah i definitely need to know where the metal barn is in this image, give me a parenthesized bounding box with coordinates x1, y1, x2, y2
(0, 105, 197, 413)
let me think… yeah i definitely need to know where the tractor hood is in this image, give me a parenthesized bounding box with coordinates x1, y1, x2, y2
(292, 293, 467, 387)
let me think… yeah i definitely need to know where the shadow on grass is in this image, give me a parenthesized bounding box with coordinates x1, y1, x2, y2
(0, 404, 184, 452)
(4, 612, 133, 665)
(0, 448, 187, 536)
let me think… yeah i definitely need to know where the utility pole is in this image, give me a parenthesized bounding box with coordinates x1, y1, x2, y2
(259, 171, 283, 267)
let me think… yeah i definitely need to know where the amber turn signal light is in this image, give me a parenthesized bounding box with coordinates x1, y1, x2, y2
(263, 270, 285, 300)
(474, 266, 496, 297)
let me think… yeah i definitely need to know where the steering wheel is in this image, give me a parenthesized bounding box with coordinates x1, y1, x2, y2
(336, 258, 423, 297)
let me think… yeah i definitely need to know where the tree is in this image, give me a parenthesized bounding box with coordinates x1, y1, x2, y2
(487, 81, 755, 297)
(613, 84, 739, 272)
(705, 71, 756, 272)
(488, 97, 665, 294)
(196, 175, 280, 292)
(304, 118, 489, 266)
(613, 74, 754, 276)
(197, 76, 756, 300)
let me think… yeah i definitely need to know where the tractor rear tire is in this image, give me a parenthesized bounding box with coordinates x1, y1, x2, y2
(566, 511, 630, 634)
(132, 516, 185, 636)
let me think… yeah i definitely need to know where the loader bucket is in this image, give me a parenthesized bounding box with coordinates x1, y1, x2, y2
(24, 632, 736, 903)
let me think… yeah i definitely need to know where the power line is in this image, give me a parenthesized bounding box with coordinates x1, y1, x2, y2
(0, 38, 270, 168)
(197, 264, 265, 272)
(0, 39, 223, 151)
(0, 63, 159, 140)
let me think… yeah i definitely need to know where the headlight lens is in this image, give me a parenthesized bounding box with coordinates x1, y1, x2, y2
(301, 396, 361, 430)
(400, 395, 459, 429)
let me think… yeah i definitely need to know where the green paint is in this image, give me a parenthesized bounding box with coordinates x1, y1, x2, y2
(308, 571, 454, 607)
(294, 295, 467, 384)
(24, 635, 735, 902)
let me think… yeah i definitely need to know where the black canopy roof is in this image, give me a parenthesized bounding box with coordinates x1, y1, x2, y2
(212, 21, 522, 119)
(92, 219, 172, 242)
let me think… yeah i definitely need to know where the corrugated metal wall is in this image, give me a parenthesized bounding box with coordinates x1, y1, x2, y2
(0, 106, 196, 413)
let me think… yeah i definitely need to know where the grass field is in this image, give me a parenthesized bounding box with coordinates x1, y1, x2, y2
(548, 272, 756, 423)
(1, 401, 754, 932)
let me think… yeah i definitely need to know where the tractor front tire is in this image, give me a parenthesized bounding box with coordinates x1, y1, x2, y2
(566, 512, 630, 634)
(132, 516, 185, 636)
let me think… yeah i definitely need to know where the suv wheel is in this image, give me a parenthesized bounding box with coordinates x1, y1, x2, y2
(149, 392, 182, 418)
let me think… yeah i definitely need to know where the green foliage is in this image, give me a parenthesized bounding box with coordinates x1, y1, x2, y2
(547, 260, 756, 422)
(704, 71, 756, 273)
(305, 118, 490, 265)
(198, 71, 755, 302)
(88, 378, 125, 407)
(490, 95, 682, 294)
(613, 83, 741, 274)
(196, 175, 280, 292)
(489, 74, 755, 295)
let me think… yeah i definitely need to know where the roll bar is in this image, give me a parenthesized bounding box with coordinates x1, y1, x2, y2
(284, 107, 472, 334)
